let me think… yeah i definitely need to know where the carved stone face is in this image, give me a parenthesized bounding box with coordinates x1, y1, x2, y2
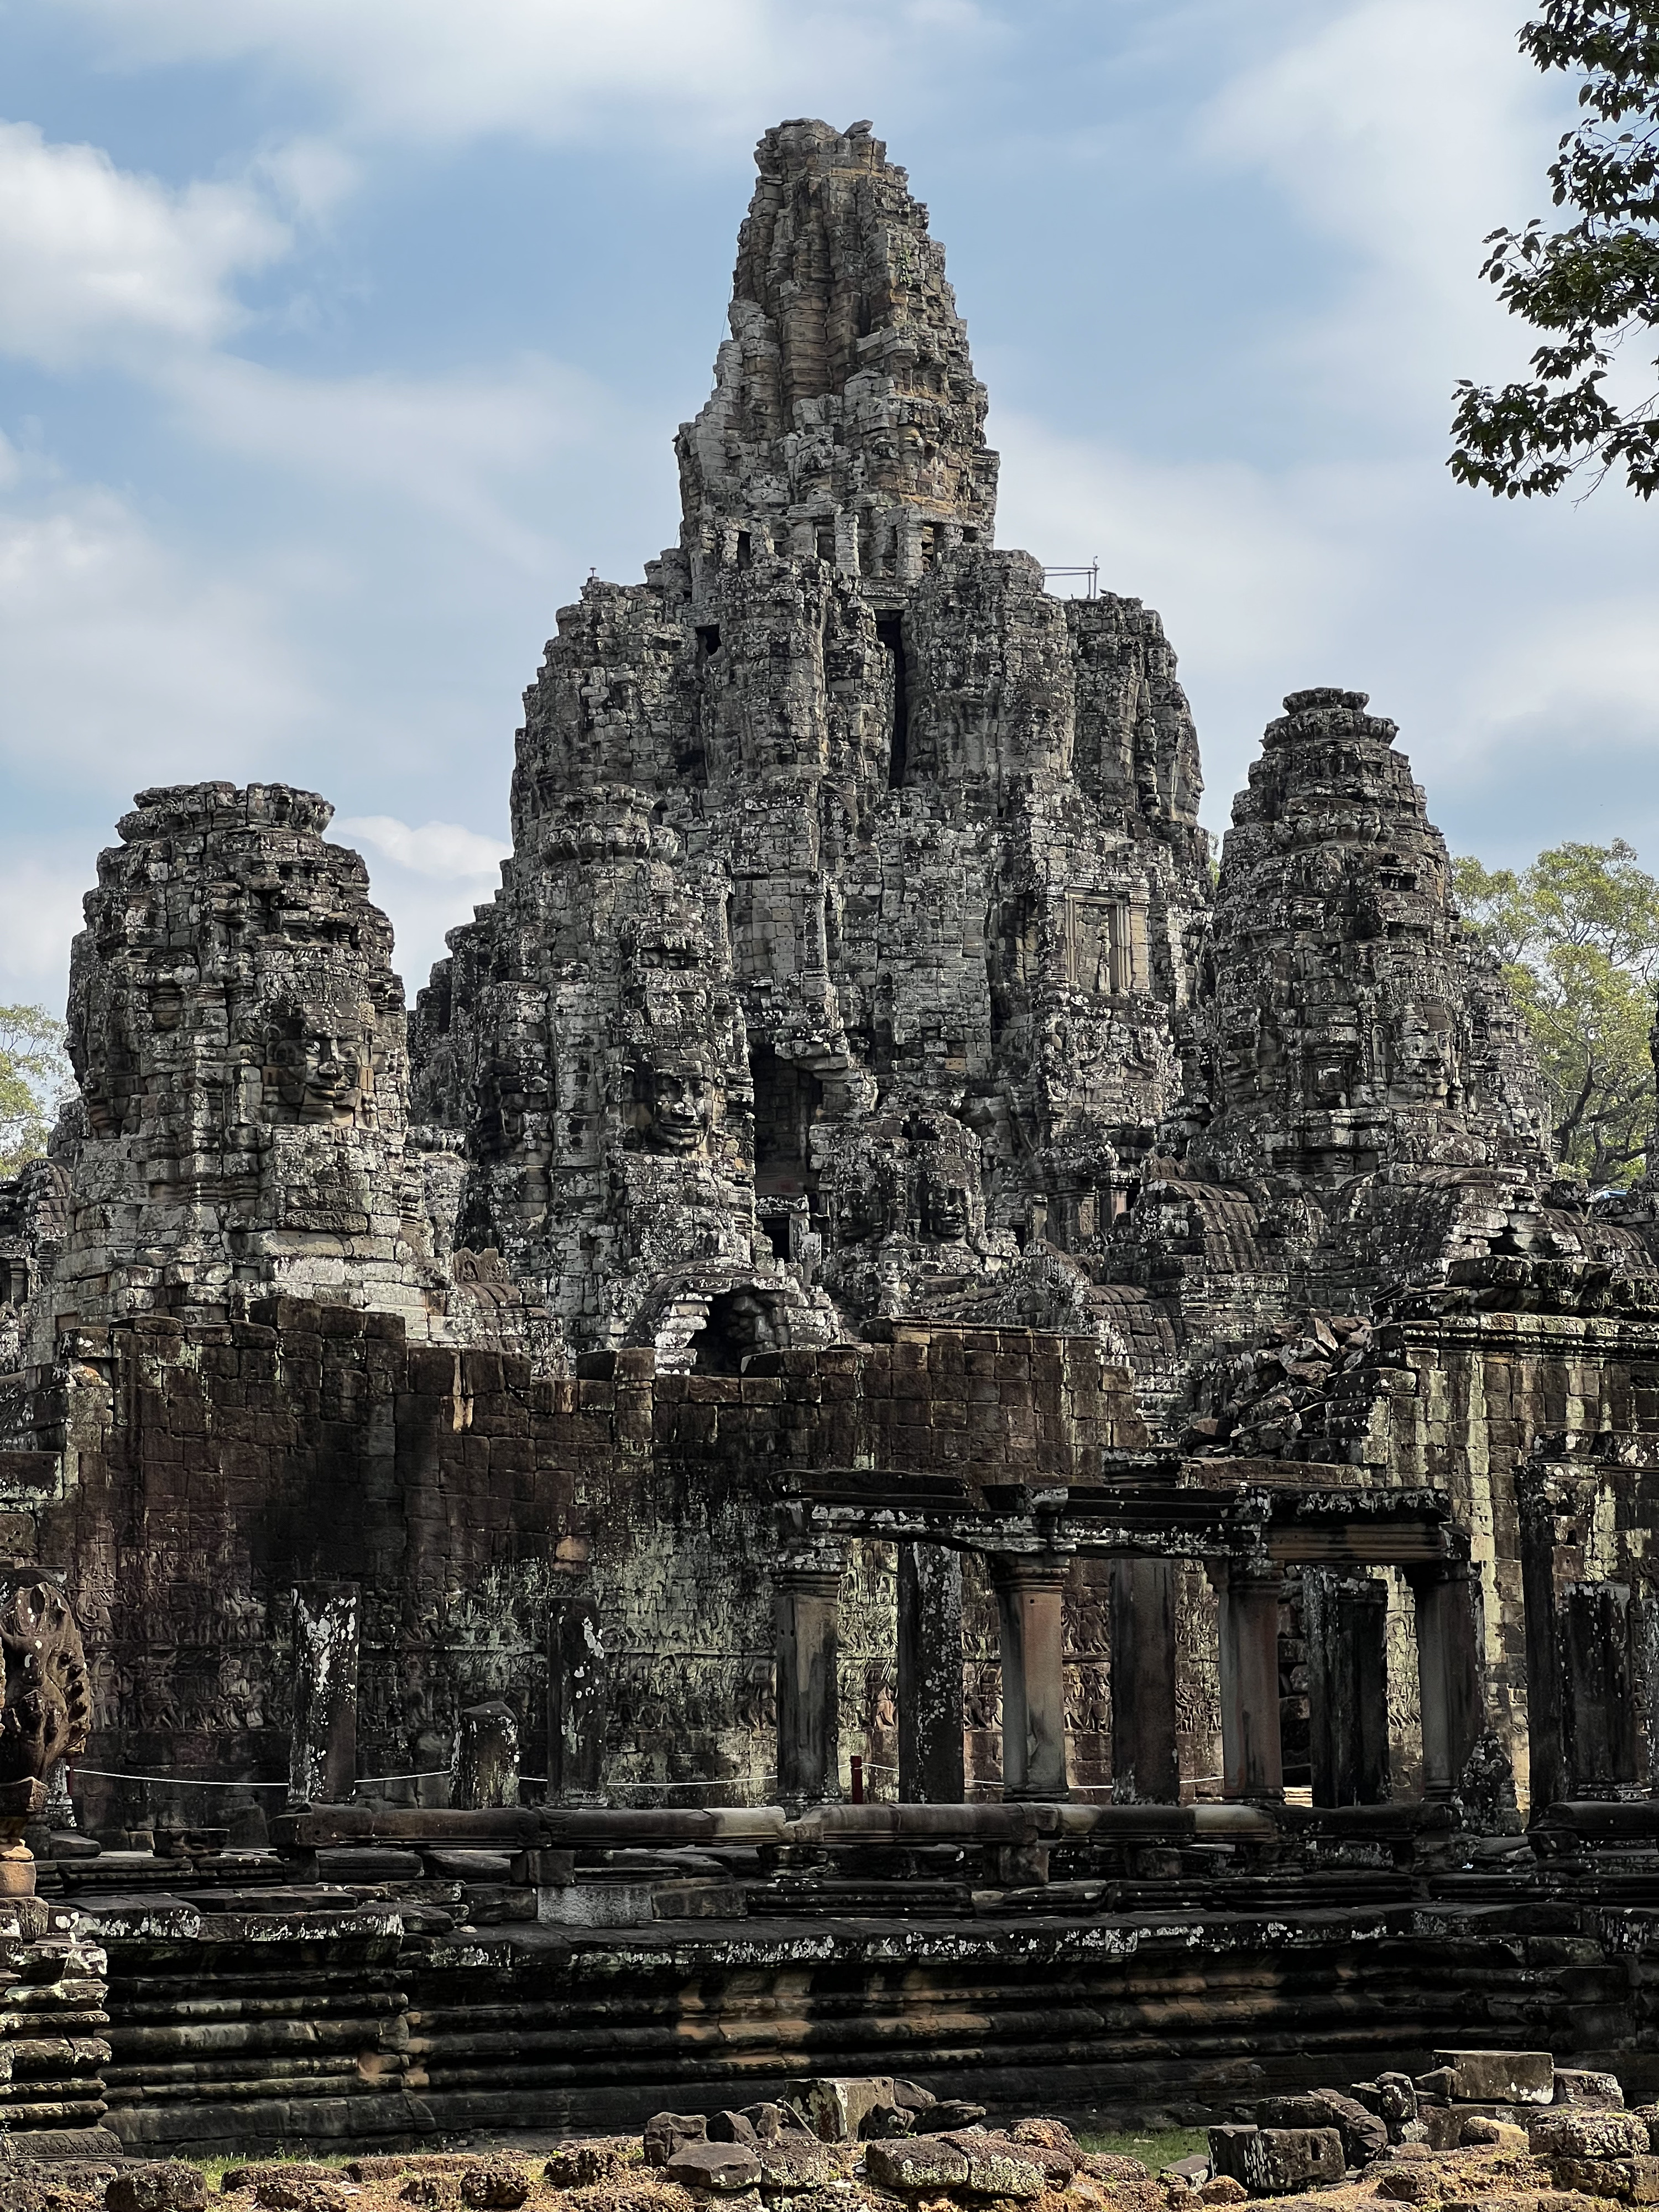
(642, 1060, 714, 1155)
(267, 1014, 368, 1124)
(920, 1165, 971, 1243)
(1389, 1002, 1455, 1105)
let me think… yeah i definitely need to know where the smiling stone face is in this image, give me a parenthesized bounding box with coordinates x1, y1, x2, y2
(640, 1057, 716, 1155)
(265, 1008, 373, 1125)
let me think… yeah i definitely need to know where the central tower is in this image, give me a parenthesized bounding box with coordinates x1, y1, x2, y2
(411, 121, 1213, 1364)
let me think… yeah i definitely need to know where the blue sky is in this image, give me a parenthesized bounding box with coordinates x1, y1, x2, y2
(2, 0, 1656, 1015)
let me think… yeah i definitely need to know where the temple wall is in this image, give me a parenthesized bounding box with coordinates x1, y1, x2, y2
(0, 1307, 1143, 1832)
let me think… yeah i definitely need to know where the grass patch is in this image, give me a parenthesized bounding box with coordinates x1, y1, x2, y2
(1076, 2128, 1212, 2169)
(184, 2154, 355, 2188)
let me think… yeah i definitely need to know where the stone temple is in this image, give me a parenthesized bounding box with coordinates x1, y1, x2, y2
(3, 119, 1659, 2155)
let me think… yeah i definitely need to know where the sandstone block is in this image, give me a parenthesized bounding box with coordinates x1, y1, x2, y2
(1552, 2158, 1659, 2203)
(1260, 2092, 1387, 2167)
(754, 2142, 835, 2191)
(1557, 2075, 1628, 2111)
(459, 2163, 530, 2209)
(645, 2116, 708, 2168)
(108, 2172, 207, 2212)
(799, 2075, 897, 2142)
(1209, 2126, 1344, 2195)
(1373, 2169, 1441, 2204)
(862, 2138, 971, 2193)
(1458, 2119, 1527, 2150)
(1532, 2115, 1651, 2162)
(946, 2135, 1046, 2200)
(914, 2100, 989, 2135)
(1431, 2051, 1555, 2106)
(545, 2146, 630, 2189)
(664, 2144, 762, 2194)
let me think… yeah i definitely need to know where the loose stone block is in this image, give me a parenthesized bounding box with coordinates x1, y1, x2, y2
(1532, 2115, 1652, 2162)
(663, 2144, 762, 2193)
(1431, 2051, 1555, 2106)
(1209, 2127, 1344, 2196)
(863, 2138, 971, 2193)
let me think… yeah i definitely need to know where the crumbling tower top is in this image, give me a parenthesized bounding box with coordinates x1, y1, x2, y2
(675, 118, 998, 603)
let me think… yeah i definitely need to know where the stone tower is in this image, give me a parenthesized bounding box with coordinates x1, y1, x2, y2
(1191, 686, 1552, 1195)
(45, 783, 450, 1343)
(410, 119, 1214, 1359)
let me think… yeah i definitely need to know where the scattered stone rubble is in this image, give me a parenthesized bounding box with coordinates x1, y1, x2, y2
(6, 2057, 1657, 2212)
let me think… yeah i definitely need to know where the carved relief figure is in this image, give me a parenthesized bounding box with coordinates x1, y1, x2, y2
(0, 1579, 92, 1786)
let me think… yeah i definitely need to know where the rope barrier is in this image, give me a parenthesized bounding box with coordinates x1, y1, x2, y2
(70, 1768, 289, 1790)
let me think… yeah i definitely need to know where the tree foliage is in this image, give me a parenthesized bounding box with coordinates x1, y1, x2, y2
(1455, 839, 1659, 1185)
(0, 1005, 71, 1179)
(1450, 1, 1659, 500)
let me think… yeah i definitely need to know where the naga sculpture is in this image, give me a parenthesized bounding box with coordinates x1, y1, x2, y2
(0, 1575, 92, 1895)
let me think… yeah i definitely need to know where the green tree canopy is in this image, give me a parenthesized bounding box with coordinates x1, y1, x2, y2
(0, 1005, 71, 1179)
(1455, 838, 1659, 1185)
(1451, 1, 1659, 500)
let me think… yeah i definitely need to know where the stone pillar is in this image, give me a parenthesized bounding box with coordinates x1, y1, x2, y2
(548, 1595, 608, 1804)
(1211, 1559, 1284, 1804)
(1305, 1571, 1391, 1807)
(453, 1699, 520, 1809)
(1410, 1558, 1484, 1803)
(775, 1546, 845, 1805)
(898, 1543, 964, 1803)
(288, 1581, 359, 1808)
(834, 509, 862, 578)
(991, 1554, 1072, 1802)
(1109, 1557, 1180, 1803)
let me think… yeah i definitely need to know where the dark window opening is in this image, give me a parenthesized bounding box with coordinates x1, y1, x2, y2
(877, 614, 908, 787)
(751, 1040, 822, 1194)
(689, 1290, 775, 1375)
(816, 528, 836, 562)
(696, 624, 721, 656)
(735, 530, 753, 571)
(763, 1215, 793, 1260)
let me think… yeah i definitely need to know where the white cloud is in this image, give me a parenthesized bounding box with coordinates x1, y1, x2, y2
(0, 474, 316, 785)
(337, 815, 508, 882)
(56, 0, 972, 148)
(161, 351, 618, 568)
(334, 816, 509, 997)
(0, 849, 90, 1011)
(0, 121, 289, 368)
(994, 407, 1373, 673)
(1196, 0, 1567, 426)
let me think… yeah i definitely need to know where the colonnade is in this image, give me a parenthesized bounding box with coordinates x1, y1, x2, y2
(774, 1541, 1485, 1807)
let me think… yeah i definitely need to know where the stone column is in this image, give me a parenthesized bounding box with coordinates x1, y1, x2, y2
(1109, 1557, 1181, 1803)
(1211, 1559, 1284, 1804)
(775, 1547, 846, 1805)
(453, 1699, 520, 1809)
(1410, 1558, 1483, 1802)
(898, 1543, 964, 1803)
(1305, 1571, 1391, 1806)
(548, 1595, 608, 1804)
(991, 1554, 1072, 1802)
(288, 1580, 359, 1808)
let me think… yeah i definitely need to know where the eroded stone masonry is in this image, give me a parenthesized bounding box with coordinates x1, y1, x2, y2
(3, 118, 1659, 2156)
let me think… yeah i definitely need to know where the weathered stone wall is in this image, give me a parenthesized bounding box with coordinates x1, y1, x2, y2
(0, 1305, 1142, 1829)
